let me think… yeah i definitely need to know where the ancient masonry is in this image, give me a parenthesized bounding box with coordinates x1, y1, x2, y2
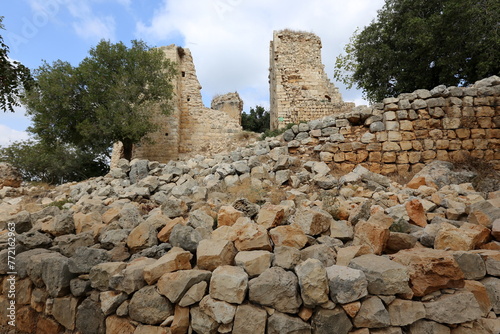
(112, 45, 243, 165)
(269, 30, 354, 130)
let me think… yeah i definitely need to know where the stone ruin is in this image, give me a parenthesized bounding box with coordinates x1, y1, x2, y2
(111, 45, 244, 166)
(269, 30, 354, 130)
(113, 30, 357, 165)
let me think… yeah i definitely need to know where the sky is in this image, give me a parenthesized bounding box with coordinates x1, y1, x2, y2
(0, 0, 385, 147)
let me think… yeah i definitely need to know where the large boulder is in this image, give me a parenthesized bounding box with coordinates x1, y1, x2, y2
(390, 248, 464, 296)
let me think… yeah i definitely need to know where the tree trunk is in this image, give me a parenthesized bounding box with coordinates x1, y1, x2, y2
(122, 139, 133, 161)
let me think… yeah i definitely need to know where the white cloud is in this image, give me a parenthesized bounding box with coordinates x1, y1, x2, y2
(135, 0, 384, 111)
(72, 15, 116, 41)
(0, 125, 30, 147)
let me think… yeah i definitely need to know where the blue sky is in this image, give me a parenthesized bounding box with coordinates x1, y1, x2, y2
(1, 0, 385, 147)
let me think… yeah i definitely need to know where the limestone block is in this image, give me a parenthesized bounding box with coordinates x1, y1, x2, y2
(295, 258, 329, 307)
(353, 296, 391, 328)
(387, 299, 425, 326)
(349, 254, 411, 296)
(209, 265, 248, 304)
(326, 265, 368, 304)
(157, 269, 212, 304)
(267, 311, 311, 334)
(256, 204, 285, 229)
(311, 307, 353, 334)
(269, 225, 308, 249)
(390, 248, 464, 296)
(233, 303, 267, 334)
(424, 290, 482, 324)
(199, 295, 237, 324)
(248, 267, 302, 313)
(197, 239, 236, 271)
(143, 247, 192, 284)
(234, 250, 273, 277)
(178, 281, 207, 307)
(129, 285, 174, 325)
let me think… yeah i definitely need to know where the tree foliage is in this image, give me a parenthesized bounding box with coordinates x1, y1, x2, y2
(0, 140, 108, 184)
(23, 39, 176, 160)
(334, 0, 500, 102)
(0, 16, 34, 112)
(241, 105, 270, 133)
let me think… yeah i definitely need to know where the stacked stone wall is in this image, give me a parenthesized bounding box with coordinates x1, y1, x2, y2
(269, 30, 354, 130)
(283, 76, 500, 174)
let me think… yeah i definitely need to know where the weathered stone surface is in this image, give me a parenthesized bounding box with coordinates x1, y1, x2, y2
(233, 303, 267, 334)
(190, 306, 219, 334)
(126, 221, 159, 252)
(267, 311, 312, 334)
(41, 254, 74, 297)
(388, 299, 425, 326)
(209, 265, 248, 304)
(434, 222, 489, 251)
(481, 277, 500, 313)
(295, 258, 329, 307)
(292, 207, 333, 236)
(326, 265, 368, 304)
(17, 230, 52, 249)
(232, 217, 272, 251)
(408, 319, 451, 334)
(217, 205, 245, 227)
(199, 295, 237, 324)
(143, 247, 192, 284)
(453, 251, 486, 280)
(256, 204, 285, 229)
(406, 199, 427, 227)
(311, 307, 353, 334)
(330, 219, 354, 240)
(269, 225, 308, 249)
(249, 266, 302, 313)
(424, 290, 483, 324)
(110, 257, 155, 294)
(129, 285, 173, 325)
(385, 232, 417, 253)
(273, 245, 302, 269)
(133, 325, 169, 334)
(353, 296, 391, 328)
(170, 304, 190, 334)
(468, 200, 500, 228)
(105, 315, 136, 334)
(474, 250, 500, 277)
(157, 269, 211, 304)
(464, 280, 493, 316)
(197, 239, 237, 271)
(390, 248, 464, 296)
(349, 254, 411, 295)
(98, 290, 127, 317)
(178, 281, 207, 307)
(170, 224, 204, 252)
(68, 246, 110, 274)
(300, 244, 336, 267)
(52, 295, 78, 330)
(0, 162, 22, 188)
(234, 250, 273, 277)
(75, 298, 105, 334)
(89, 261, 126, 291)
(353, 212, 392, 254)
(36, 315, 65, 334)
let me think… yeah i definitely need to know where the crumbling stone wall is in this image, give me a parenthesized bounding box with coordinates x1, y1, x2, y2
(211, 92, 243, 125)
(283, 76, 500, 173)
(269, 30, 354, 130)
(114, 45, 243, 164)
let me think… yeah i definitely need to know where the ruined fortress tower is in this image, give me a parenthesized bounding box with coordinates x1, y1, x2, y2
(112, 45, 243, 165)
(269, 30, 354, 130)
